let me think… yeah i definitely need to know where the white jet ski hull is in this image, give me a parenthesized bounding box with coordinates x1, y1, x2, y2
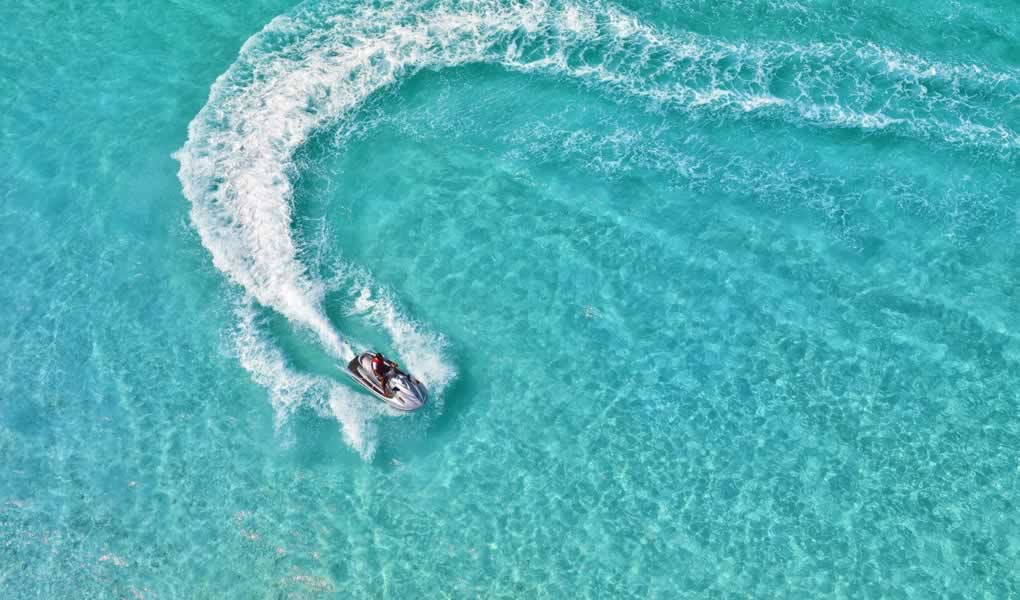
(346, 352, 428, 411)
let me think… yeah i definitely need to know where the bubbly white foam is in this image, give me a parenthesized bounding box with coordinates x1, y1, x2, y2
(349, 285, 455, 396)
(176, 0, 1019, 456)
(233, 301, 383, 458)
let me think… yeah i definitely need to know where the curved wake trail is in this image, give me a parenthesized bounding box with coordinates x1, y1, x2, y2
(174, 0, 1020, 457)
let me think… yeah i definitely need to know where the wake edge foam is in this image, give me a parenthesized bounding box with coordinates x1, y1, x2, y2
(175, 0, 1020, 456)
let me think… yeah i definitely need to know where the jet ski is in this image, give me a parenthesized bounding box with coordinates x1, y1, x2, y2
(346, 351, 428, 411)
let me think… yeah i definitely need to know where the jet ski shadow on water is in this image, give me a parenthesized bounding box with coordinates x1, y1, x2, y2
(346, 351, 428, 411)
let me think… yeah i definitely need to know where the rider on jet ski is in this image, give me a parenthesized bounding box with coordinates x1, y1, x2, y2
(371, 353, 399, 394)
(346, 350, 427, 410)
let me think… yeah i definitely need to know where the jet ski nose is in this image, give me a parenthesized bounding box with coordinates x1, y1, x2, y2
(388, 376, 427, 411)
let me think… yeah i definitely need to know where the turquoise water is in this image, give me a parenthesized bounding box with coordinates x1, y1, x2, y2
(3, 0, 1019, 596)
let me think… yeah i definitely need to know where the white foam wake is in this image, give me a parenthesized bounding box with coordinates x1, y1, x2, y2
(175, 0, 1019, 455)
(232, 301, 384, 458)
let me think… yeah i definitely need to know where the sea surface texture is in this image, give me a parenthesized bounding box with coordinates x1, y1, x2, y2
(2, 0, 1019, 597)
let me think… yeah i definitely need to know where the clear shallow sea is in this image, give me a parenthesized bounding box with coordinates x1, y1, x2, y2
(2, 0, 1019, 597)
